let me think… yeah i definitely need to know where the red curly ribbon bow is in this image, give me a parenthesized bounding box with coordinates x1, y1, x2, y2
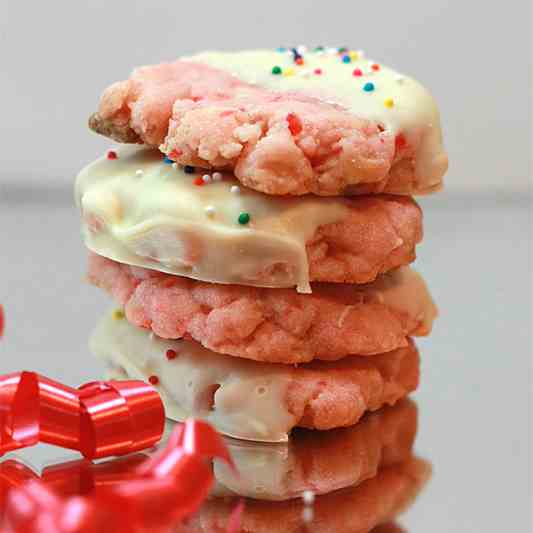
(1, 420, 233, 533)
(0, 372, 164, 460)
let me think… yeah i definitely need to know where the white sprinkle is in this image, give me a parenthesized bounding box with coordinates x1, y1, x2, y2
(204, 205, 216, 217)
(212, 172, 223, 182)
(326, 47, 337, 55)
(297, 45, 308, 55)
(202, 174, 212, 184)
(302, 507, 314, 523)
(149, 332, 155, 341)
(135, 169, 143, 177)
(357, 49, 365, 59)
(230, 185, 241, 195)
(302, 490, 315, 505)
(395, 75, 406, 84)
(172, 162, 178, 170)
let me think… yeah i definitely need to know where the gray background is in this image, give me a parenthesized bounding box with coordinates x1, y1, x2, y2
(0, 1, 531, 531)
(1, 0, 530, 194)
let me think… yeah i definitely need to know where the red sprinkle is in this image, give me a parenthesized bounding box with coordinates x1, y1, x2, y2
(168, 149, 182, 160)
(193, 176, 205, 186)
(106, 150, 118, 160)
(295, 57, 304, 65)
(314, 68, 322, 75)
(166, 349, 177, 360)
(286, 113, 303, 136)
(371, 63, 380, 71)
(352, 68, 363, 77)
(148, 375, 159, 386)
(395, 133, 407, 150)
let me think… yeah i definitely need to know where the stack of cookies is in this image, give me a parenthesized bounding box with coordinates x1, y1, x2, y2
(77, 47, 446, 443)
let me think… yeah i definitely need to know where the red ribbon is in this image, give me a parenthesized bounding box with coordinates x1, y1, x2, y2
(1, 420, 234, 533)
(0, 372, 164, 460)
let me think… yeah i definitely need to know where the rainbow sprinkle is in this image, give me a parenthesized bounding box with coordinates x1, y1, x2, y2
(238, 212, 251, 225)
(112, 309, 124, 320)
(166, 349, 178, 360)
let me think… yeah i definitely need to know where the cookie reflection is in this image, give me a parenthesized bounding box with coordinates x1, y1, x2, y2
(1, 400, 427, 532)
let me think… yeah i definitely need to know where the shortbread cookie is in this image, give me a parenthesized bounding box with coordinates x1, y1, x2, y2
(89, 49, 447, 196)
(92, 308, 419, 442)
(88, 254, 437, 363)
(76, 147, 423, 292)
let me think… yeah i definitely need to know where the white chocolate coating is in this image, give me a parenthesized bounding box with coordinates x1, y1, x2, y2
(187, 49, 447, 190)
(76, 147, 350, 292)
(91, 308, 297, 442)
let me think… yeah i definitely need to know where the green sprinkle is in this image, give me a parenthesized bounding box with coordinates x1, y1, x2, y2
(271, 65, 282, 75)
(238, 212, 251, 225)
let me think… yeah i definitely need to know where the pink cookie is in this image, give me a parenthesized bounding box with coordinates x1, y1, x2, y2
(94, 308, 419, 440)
(88, 253, 437, 364)
(89, 49, 447, 196)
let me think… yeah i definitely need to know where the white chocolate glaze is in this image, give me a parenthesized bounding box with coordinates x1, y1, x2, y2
(91, 308, 298, 442)
(188, 49, 448, 190)
(75, 147, 350, 292)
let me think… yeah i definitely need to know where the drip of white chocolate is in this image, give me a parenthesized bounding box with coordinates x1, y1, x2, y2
(187, 49, 448, 190)
(76, 147, 350, 292)
(91, 308, 298, 442)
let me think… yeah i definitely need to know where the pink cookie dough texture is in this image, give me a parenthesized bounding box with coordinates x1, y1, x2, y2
(89, 50, 447, 196)
(87, 252, 437, 364)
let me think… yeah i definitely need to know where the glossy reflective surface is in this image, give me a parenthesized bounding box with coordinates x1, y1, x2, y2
(0, 189, 530, 531)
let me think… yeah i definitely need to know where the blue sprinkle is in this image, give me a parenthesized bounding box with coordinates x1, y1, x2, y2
(341, 55, 351, 63)
(277, 47, 287, 52)
(163, 156, 173, 164)
(363, 82, 375, 92)
(183, 165, 195, 174)
(291, 48, 302, 62)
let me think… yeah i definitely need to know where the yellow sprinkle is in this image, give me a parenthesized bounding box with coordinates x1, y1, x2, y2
(283, 67, 295, 77)
(384, 98, 394, 108)
(349, 51, 359, 60)
(112, 309, 125, 320)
